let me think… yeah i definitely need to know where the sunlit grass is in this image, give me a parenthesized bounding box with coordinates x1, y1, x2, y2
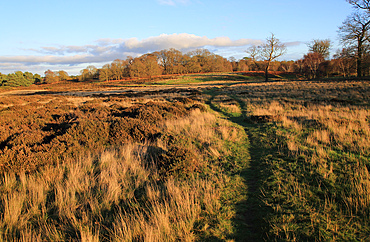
(1, 75, 369, 241)
(0, 95, 251, 241)
(153, 75, 203, 85)
(233, 79, 370, 240)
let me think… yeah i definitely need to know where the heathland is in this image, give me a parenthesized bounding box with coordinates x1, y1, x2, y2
(0, 72, 369, 241)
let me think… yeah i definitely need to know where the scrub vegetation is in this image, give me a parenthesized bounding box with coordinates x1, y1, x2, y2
(0, 83, 251, 241)
(211, 77, 370, 241)
(2, 0, 370, 240)
(0, 73, 369, 241)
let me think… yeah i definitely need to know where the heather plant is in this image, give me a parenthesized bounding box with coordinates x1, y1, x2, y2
(1, 75, 369, 241)
(0, 91, 251, 241)
(0, 96, 191, 173)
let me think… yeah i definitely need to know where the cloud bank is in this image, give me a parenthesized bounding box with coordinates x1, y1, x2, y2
(0, 33, 288, 74)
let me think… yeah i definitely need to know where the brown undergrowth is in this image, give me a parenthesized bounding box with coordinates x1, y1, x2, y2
(0, 93, 249, 241)
(3, 76, 369, 241)
(0, 95, 196, 173)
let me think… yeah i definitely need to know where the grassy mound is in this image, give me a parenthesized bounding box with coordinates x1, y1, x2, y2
(0, 93, 251, 241)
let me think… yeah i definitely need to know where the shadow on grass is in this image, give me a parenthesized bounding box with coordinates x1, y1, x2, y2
(204, 88, 274, 241)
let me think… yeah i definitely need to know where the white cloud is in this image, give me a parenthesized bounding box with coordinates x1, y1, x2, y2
(119, 34, 262, 52)
(0, 33, 276, 75)
(284, 41, 303, 47)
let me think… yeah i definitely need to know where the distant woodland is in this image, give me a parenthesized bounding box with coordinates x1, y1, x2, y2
(0, 45, 359, 87)
(1, 0, 370, 86)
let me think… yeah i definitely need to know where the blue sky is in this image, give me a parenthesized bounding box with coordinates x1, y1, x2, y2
(1, 0, 353, 75)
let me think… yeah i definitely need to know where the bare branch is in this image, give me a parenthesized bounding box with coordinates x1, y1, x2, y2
(338, 11, 370, 76)
(245, 33, 286, 81)
(307, 39, 332, 59)
(245, 45, 261, 61)
(347, 0, 370, 10)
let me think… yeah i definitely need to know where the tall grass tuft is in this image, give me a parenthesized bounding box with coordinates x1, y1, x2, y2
(0, 101, 245, 241)
(247, 98, 370, 240)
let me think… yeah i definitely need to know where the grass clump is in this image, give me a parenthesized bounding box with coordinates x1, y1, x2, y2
(229, 79, 370, 241)
(3, 74, 369, 241)
(0, 92, 252, 241)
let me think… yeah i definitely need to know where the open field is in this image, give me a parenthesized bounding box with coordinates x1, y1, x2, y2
(0, 73, 370, 241)
(205, 76, 370, 240)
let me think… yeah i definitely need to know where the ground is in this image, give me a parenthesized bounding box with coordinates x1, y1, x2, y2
(0, 73, 369, 241)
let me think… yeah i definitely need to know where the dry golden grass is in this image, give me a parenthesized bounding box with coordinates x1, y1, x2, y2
(233, 79, 370, 240)
(215, 124, 240, 142)
(218, 103, 241, 114)
(161, 109, 242, 162)
(0, 93, 242, 241)
(2, 76, 369, 241)
(162, 109, 217, 144)
(246, 92, 370, 156)
(0, 142, 219, 241)
(65, 96, 95, 107)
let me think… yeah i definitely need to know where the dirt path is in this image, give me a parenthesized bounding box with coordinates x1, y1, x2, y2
(204, 89, 270, 240)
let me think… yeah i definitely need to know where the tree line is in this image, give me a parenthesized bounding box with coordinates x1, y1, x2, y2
(0, 44, 360, 87)
(2, 0, 370, 87)
(0, 70, 73, 87)
(80, 48, 233, 82)
(0, 71, 42, 87)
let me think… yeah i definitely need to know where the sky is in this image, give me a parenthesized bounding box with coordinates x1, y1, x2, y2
(1, 0, 353, 75)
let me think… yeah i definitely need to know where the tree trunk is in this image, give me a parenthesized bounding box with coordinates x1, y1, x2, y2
(357, 57, 363, 77)
(357, 40, 363, 77)
(264, 63, 270, 82)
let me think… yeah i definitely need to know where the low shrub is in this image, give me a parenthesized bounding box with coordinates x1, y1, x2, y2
(158, 145, 201, 177)
(109, 117, 161, 144)
(0, 95, 205, 173)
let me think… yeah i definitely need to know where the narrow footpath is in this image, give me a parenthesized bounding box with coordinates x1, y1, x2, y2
(205, 89, 272, 241)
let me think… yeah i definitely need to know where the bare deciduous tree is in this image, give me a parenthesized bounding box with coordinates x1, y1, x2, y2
(303, 52, 325, 79)
(246, 45, 260, 62)
(245, 45, 262, 70)
(307, 39, 332, 59)
(347, 0, 370, 10)
(339, 12, 370, 77)
(333, 48, 357, 77)
(246, 33, 286, 81)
